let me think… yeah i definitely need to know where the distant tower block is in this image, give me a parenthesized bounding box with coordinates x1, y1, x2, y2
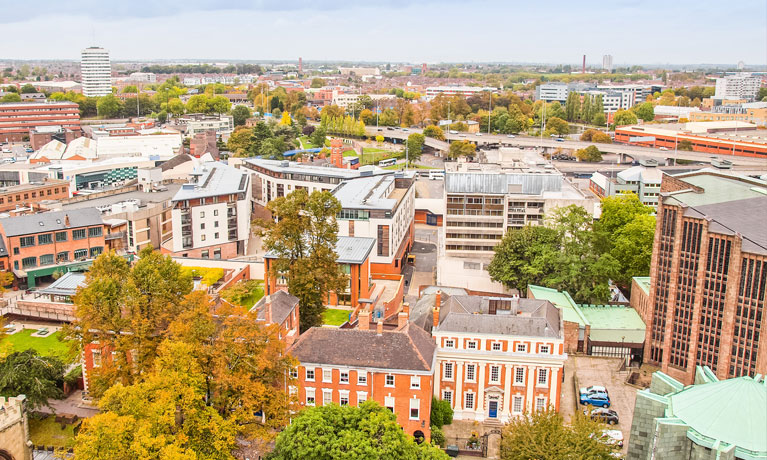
(299, 57, 303, 73)
(421, 63, 427, 74)
(330, 138, 344, 168)
(582, 54, 586, 73)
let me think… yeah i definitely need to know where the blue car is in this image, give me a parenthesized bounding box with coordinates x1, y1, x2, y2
(580, 392, 611, 408)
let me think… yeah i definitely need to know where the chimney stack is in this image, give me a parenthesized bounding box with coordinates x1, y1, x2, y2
(359, 311, 370, 330)
(397, 302, 410, 329)
(432, 307, 440, 328)
(264, 296, 272, 324)
(435, 290, 442, 309)
(64, 214, 70, 227)
(376, 320, 383, 336)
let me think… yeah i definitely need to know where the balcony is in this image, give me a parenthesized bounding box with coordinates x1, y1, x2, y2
(105, 231, 126, 241)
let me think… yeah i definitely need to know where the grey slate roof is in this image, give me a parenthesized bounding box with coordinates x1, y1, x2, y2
(289, 324, 436, 372)
(445, 172, 563, 195)
(264, 236, 375, 265)
(0, 208, 103, 237)
(683, 195, 767, 256)
(254, 290, 299, 326)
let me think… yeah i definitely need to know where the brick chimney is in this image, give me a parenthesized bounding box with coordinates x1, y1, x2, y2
(64, 214, 70, 227)
(432, 307, 440, 328)
(358, 311, 370, 330)
(376, 320, 383, 336)
(397, 302, 409, 330)
(435, 290, 442, 309)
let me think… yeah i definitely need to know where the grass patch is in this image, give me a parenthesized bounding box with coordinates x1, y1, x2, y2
(362, 147, 390, 154)
(299, 136, 317, 149)
(1, 329, 72, 362)
(221, 280, 264, 309)
(28, 415, 76, 449)
(383, 164, 439, 170)
(181, 266, 224, 286)
(342, 149, 358, 157)
(323, 308, 350, 326)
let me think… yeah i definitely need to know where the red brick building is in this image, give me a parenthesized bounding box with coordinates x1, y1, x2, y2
(252, 290, 300, 346)
(0, 102, 81, 143)
(0, 179, 70, 213)
(289, 321, 436, 439)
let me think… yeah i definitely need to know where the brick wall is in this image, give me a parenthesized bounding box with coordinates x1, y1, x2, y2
(172, 241, 239, 259)
(563, 320, 580, 354)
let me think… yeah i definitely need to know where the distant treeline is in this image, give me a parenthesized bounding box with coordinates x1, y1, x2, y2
(140, 64, 263, 75)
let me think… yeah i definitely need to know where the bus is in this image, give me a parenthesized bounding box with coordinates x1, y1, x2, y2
(378, 158, 396, 167)
(429, 170, 445, 180)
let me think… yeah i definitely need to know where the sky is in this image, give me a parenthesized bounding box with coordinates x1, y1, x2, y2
(3, 0, 766, 66)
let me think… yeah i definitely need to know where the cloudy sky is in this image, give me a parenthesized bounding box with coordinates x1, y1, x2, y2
(4, 0, 765, 65)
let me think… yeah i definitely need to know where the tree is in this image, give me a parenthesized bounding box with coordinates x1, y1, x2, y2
(759, 87, 767, 102)
(575, 145, 603, 162)
(632, 102, 655, 122)
(564, 92, 580, 122)
(256, 190, 347, 331)
(430, 397, 453, 428)
(500, 410, 618, 460)
(580, 94, 592, 123)
(580, 129, 598, 141)
(209, 95, 231, 114)
(20, 83, 37, 94)
(167, 98, 185, 116)
(359, 109, 374, 126)
(544, 117, 569, 136)
(269, 401, 449, 460)
(228, 126, 254, 156)
(156, 110, 168, 124)
(0, 350, 65, 411)
(407, 133, 425, 164)
(186, 94, 209, 113)
(232, 105, 251, 126)
(310, 78, 324, 88)
(378, 108, 399, 126)
(0, 93, 21, 102)
(448, 140, 476, 159)
(612, 109, 638, 127)
(309, 126, 326, 148)
(96, 94, 123, 118)
(592, 112, 606, 127)
(121, 85, 138, 94)
(488, 225, 561, 294)
(591, 95, 604, 124)
(279, 111, 292, 126)
(423, 125, 445, 140)
(678, 139, 693, 151)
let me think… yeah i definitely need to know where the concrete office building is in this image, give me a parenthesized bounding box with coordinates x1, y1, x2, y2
(424, 86, 497, 100)
(534, 83, 570, 103)
(80, 47, 112, 97)
(643, 170, 767, 384)
(589, 159, 663, 209)
(714, 73, 762, 102)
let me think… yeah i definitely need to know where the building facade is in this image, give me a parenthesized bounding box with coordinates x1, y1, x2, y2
(80, 47, 112, 97)
(289, 323, 436, 439)
(0, 178, 70, 212)
(589, 160, 663, 208)
(643, 170, 767, 384)
(714, 73, 761, 102)
(0, 396, 32, 460)
(0, 102, 81, 143)
(169, 162, 251, 258)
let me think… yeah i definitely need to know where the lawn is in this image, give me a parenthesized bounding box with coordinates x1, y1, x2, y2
(322, 308, 350, 326)
(299, 135, 317, 149)
(383, 163, 438, 170)
(181, 266, 224, 286)
(342, 149, 358, 157)
(28, 415, 76, 449)
(1, 329, 72, 362)
(221, 280, 264, 309)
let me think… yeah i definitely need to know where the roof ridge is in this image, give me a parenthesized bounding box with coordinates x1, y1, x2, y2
(403, 324, 431, 370)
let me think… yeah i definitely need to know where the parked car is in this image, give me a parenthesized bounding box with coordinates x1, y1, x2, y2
(580, 392, 611, 408)
(507, 134, 516, 138)
(580, 385, 609, 396)
(402, 128, 409, 132)
(449, 130, 459, 134)
(601, 429, 624, 448)
(659, 146, 669, 151)
(475, 132, 483, 136)
(589, 408, 619, 425)
(555, 137, 565, 142)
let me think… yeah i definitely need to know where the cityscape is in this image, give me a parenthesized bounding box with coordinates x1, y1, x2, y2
(0, 1, 766, 459)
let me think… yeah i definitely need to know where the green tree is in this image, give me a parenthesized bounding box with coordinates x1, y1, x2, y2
(592, 112, 606, 126)
(591, 95, 604, 124)
(269, 401, 449, 460)
(209, 95, 231, 114)
(580, 94, 592, 123)
(447, 140, 476, 159)
(167, 98, 185, 116)
(310, 126, 326, 148)
(310, 78, 324, 88)
(231, 105, 251, 126)
(378, 108, 399, 126)
(488, 225, 561, 294)
(228, 126, 254, 156)
(613, 109, 638, 127)
(430, 397, 453, 427)
(564, 92, 580, 122)
(96, 94, 123, 118)
(423, 125, 445, 140)
(759, 87, 767, 101)
(678, 139, 693, 151)
(121, 85, 138, 93)
(186, 94, 209, 113)
(156, 110, 168, 124)
(0, 93, 21, 102)
(500, 410, 618, 460)
(256, 190, 347, 332)
(251, 121, 274, 156)
(0, 350, 65, 411)
(20, 83, 37, 94)
(575, 145, 603, 162)
(632, 102, 655, 122)
(407, 133, 425, 164)
(544, 117, 569, 136)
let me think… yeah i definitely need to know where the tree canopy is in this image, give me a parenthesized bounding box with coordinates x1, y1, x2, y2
(423, 125, 445, 140)
(575, 145, 603, 162)
(0, 350, 65, 411)
(613, 109, 638, 127)
(447, 140, 476, 159)
(407, 133, 425, 164)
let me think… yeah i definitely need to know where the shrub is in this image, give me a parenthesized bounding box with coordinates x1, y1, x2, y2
(430, 426, 446, 448)
(575, 145, 603, 162)
(591, 132, 612, 143)
(430, 397, 454, 427)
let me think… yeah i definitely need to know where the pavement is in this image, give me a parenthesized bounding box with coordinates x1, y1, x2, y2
(406, 225, 439, 302)
(38, 391, 99, 418)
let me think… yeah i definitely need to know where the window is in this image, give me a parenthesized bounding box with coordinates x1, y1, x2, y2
(357, 391, 367, 404)
(490, 366, 500, 383)
(442, 390, 452, 405)
(200, 223, 205, 230)
(339, 391, 349, 406)
(92, 349, 102, 368)
(305, 369, 315, 381)
(13, 248, 18, 255)
(385, 396, 395, 412)
(289, 368, 298, 379)
(201, 234, 206, 242)
(305, 388, 315, 406)
(39, 254, 54, 266)
(467, 341, 477, 350)
(357, 372, 367, 386)
(492, 342, 502, 351)
(201, 250, 209, 258)
(90, 247, 103, 258)
(20, 236, 35, 247)
(409, 398, 420, 420)
(214, 232, 219, 239)
(443, 363, 454, 380)
(200, 211, 205, 218)
(88, 227, 102, 237)
(213, 248, 221, 259)
(512, 396, 523, 414)
(444, 339, 455, 348)
(536, 397, 546, 412)
(74, 249, 88, 259)
(323, 369, 332, 383)
(514, 368, 525, 385)
(38, 233, 52, 245)
(322, 390, 332, 406)
(21, 257, 37, 269)
(214, 221, 219, 228)
(57, 252, 69, 263)
(516, 344, 527, 352)
(340, 371, 349, 384)
(213, 209, 219, 216)
(410, 376, 421, 389)
(466, 364, 476, 382)
(540, 345, 550, 354)
(72, 229, 86, 240)
(55, 231, 67, 242)
(385, 374, 395, 387)
(465, 393, 475, 410)
(537, 369, 548, 386)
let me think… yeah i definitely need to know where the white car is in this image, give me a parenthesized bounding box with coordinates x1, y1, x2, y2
(507, 134, 516, 138)
(475, 132, 483, 136)
(402, 128, 409, 132)
(601, 429, 624, 448)
(659, 147, 669, 151)
(580, 385, 608, 395)
(449, 130, 458, 134)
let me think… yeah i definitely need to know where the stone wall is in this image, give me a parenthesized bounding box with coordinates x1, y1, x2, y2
(652, 419, 691, 459)
(0, 396, 32, 460)
(626, 391, 669, 460)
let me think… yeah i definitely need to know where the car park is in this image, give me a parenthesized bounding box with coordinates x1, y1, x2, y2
(580, 385, 608, 395)
(580, 392, 611, 408)
(589, 408, 619, 425)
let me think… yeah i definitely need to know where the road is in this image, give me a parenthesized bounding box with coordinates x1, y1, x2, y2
(366, 126, 767, 167)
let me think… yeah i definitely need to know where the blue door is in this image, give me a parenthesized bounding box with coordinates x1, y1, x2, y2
(488, 400, 498, 418)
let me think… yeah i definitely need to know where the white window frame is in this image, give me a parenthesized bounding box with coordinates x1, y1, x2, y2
(410, 375, 421, 389)
(305, 368, 315, 382)
(385, 374, 395, 387)
(339, 390, 350, 406)
(540, 345, 550, 354)
(322, 389, 332, 406)
(357, 371, 367, 386)
(466, 340, 477, 350)
(536, 396, 547, 412)
(514, 367, 525, 385)
(490, 365, 500, 384)
(409, 398, 420, 420)
(357, 391, 368, 404)
(443, 362, 454, 381)
(491, 342, 502, 351)
(537, 368, 548, 387)
(466, 364, 476, 382)
(516, 343, 527, 352)
(512, 395, 523, 414)
(385, 395, 395, 412)
(464, 392, 475, 410)
(91, 349, 102, 368)
(322, 368, 332, 383)
(444, 339, 455, 348)
(305, 388, 316, 406)
(289, 368, 298, 379)
(442, 390, 452, 405)
(339, 370, 349, 385)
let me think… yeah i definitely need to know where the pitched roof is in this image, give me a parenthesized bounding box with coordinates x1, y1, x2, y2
(264, 236, 375, 265)
(436, 296, 561, 338)
(254, 290, 299, 325)
(0, 208, 103, 237)
(289, 323, 435, 372)
(682, 195, 767, 256)
(527, 285, 590, 327)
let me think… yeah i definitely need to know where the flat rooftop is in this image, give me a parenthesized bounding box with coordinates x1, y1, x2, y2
(332, 173, 413, 211)
(172, 162, 248, 201)
(619, 121, 767, 146)
(59, 184, 182, 210)
(244, 158, 392, 179)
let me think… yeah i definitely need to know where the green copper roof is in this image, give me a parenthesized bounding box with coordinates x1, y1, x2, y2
(527, 285, 589, 327)
(669, 374, 767, 456)
(633, 276, 651, 296)
(577, 304, 646, 344)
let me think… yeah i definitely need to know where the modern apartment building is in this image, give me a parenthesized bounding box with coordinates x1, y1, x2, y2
(80, 47, 112, 97)
(714, 73, 761, 102)
(643, 170, 767, 384)
(332, 172, 415, 274)
(289, 322, 436, 438)
(429, 292, 567, 421)
(0, 102, 81, 143)
(425, 86, 496, 100)
(168, 162, 251, 259)
(0, 179, 70, 212)
(602, 54, 613, 72)
(689, 102, 767, 127)
(534, 83, 570, 103)
(589, 159, 663, 208)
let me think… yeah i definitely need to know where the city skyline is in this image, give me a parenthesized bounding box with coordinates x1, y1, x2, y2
(2, 0, 765, 65)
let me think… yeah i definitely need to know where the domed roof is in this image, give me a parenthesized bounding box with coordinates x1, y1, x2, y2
(670, 375, 767, 454)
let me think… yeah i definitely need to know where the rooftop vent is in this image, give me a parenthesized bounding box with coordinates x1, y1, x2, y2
(280, 160, 289, 167)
